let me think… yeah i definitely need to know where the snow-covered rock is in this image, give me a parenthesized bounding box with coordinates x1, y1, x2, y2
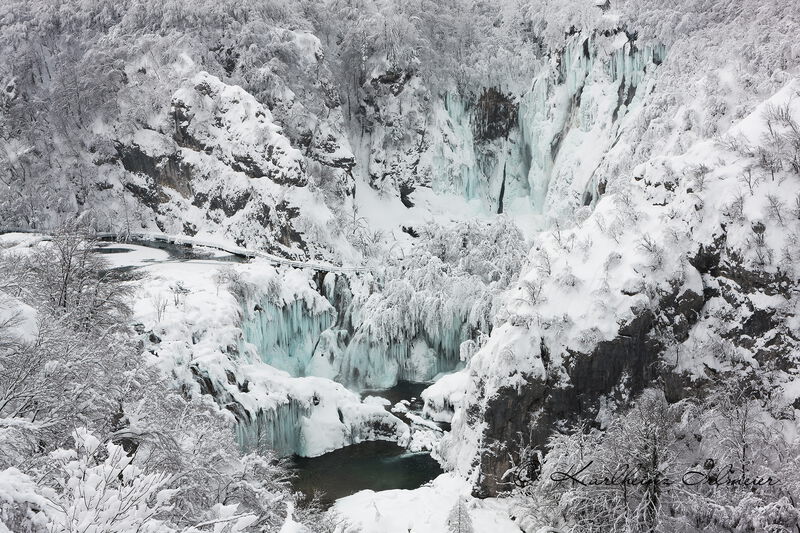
(446, 78, 800, 496)
(172, 72, 306, 186)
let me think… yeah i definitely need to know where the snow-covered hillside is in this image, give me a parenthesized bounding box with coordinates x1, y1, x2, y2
(3, 0, 800, 531)
(441, 79, 800, 497)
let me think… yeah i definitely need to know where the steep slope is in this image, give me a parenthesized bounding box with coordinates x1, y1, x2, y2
(440, 80, 800, 496)
(0, 2, 355, 259)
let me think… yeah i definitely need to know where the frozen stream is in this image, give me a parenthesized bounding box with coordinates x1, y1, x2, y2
(94, 239, 247, 263)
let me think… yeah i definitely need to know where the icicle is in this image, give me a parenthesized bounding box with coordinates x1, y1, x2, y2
(240, 299, 335, 377)
(236, 400, 309, 456)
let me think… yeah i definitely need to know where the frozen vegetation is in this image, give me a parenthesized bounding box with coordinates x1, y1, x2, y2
(2, 0, 800, 531)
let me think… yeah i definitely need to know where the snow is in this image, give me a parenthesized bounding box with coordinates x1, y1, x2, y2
(726, 79, 800, 145)
(422, 371, 469, 424)
(0, 293, 37, 345)
(363, 396, 391, 407)
(0, 468, 47, 509)
(407, 427, 443, 454)
(173, 71, 305, 185)
(406, 413, 440, 432)
(0, 232, 46, 249)
(783, 379, 800, 405)
(391, 400, 410, 414)
(279, 502, 306, 533)
(331, 474, 521, 533)
(353, 175, 486, 255)
(132, 128, 171, 153)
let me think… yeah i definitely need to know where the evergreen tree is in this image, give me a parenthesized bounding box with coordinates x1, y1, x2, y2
(447, 497, 474, 533)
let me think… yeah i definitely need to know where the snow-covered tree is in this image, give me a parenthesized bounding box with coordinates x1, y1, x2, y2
(357, 217, 525, 369)
(0, 228, 298, 531)
(518, 385, 800, 533)
(446, 496, 474, 533)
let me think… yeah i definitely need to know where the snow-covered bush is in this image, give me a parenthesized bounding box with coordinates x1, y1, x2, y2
(358, 218, 526, 363)
(41, 428, 175, 533)
(1, 428, 276, 533)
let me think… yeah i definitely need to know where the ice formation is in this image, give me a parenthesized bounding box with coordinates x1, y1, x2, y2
(237, 270, 470, 390)
(118, 254, 412, 458)
(234, 376, 410, 458)
(241, 299, 335, 377)
(421, 31, 667, 221)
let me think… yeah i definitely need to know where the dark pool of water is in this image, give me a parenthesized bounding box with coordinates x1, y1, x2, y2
(291, 440, 442, 507)
(290, 381, 446, 507)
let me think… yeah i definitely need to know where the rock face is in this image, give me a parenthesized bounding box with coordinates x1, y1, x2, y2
(472, 282, 704, 497)
(466, 231, 797, 497)
(171, 73, 307, 186)
(114, 141, 193, 199)
(356, 65, 431, 197)
(353, 68, 529, 211)
(106, 70, 345, 257)
(472, 88, 518, 142)
(461, 249, 791, 498)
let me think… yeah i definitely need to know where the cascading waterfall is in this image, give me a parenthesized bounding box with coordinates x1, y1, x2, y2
(238, 274, 470, 390)
(425, 32, 666, 217)
(518, 33, 668, 214)
(234, 387, 410, 458)
(332, 322, 467, 390)
(236, 400, 309, 456)
(431, 92, 531, 215)
(432, 93, 484, 202)
(240, 299, 335, 377)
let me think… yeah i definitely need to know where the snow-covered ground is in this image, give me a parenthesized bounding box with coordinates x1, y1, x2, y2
(332, 474, 521, 533)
